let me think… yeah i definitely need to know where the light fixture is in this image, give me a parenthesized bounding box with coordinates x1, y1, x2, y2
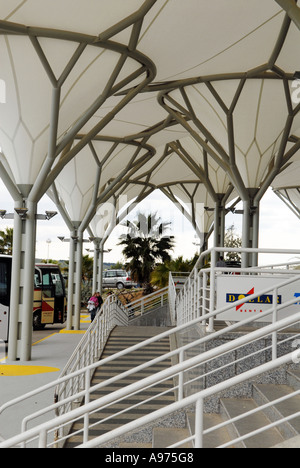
(293, 71, 300, 80)
(15, 208, 28, 219)
(0, 210, 7, 219)
(45, 211, 57, 221)
(58, 236, 65, 242)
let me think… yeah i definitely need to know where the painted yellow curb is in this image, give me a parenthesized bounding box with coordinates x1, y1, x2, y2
(59, 330, 86, 335)
(0, 365, 60, 377)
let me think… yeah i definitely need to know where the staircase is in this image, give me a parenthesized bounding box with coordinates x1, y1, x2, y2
(65, 326, 178, 448)
(153, 368, 300, 449)
(64, 321, 300, 449)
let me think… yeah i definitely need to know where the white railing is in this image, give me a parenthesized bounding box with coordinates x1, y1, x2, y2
(53, 294, 128, 423)
(0, 271, 299, 448)
(76, 350, 299, 449)
(176, 247, 300, 328)
(168, 272, 190, 325)
(0, 293, 128, 444)
(0, 311, 299, 448)
(123, 287, 169, 320)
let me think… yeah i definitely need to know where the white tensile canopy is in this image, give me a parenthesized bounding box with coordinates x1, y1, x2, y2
(1, 0, 300, 359)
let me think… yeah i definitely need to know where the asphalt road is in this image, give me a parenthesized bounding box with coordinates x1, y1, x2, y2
(32, 323, 66, 344)
(2, 323, 68, 356)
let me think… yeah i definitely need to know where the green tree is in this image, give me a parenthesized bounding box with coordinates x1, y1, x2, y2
(119, 213, 175, 294)
(224, 225, 242, 262)
(151, 255, 198, 288)
(0, 227, 13, 255)
(82, 255, 93, 283)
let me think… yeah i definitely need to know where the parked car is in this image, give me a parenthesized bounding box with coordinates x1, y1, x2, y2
(102, 270, 137, 289)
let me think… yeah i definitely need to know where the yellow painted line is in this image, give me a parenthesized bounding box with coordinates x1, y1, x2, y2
(0, 365, 60, 377)
(32, 333, 58, 346)
(59, 330, 86, 335)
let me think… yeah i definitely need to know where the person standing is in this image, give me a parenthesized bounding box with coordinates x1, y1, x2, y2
(87, 292, 99, 322)
(95, 292, 104, 315)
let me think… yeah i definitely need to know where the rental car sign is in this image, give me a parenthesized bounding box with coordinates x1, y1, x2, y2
(216, 276, 300, 322)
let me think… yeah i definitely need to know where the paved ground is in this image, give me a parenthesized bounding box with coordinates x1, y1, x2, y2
(0, 314, 91, 443)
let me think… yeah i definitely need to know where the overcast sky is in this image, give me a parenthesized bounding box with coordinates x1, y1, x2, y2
(0, 179, 299, 266)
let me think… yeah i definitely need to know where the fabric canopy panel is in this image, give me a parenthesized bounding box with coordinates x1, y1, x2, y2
(0, 0, 142, 36)
(138, 0, 284, 80)
(272, 160, 300, 218)
(1, 0, 300, 232)
(163, 78, 290, 191)
(0, 0, 156, 199)
(49, 138, 155, 229)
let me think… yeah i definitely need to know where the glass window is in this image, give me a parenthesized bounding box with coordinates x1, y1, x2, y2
(117, 271, 126, 277)
(34, 272, 41, 288)
(42, 271, 51, 287)
(0, 262, 8, 298)
(51, 272, 64, 296)
(107, 271, 116, 278)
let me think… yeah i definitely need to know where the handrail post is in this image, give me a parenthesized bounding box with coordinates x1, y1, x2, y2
(194, 397, 204, 448)
(141, 298, 144, 316)
(83, 368, 91, 444)
(38, 429, 48, 448)
(202, 271, 207, 324)
(178, 350, 184, 401)
(272, 287, 279, 360)
(208, 249, 217, 332)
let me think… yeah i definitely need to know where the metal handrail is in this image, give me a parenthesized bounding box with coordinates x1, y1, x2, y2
(54, 293, 128, 410)
(1, 251, 300, 447)
(124, 287, 169, 319)
(0, 276, 299, 447)
(75, 350, 298, 449)
(0, 339, 297, 448)
(176, 247, 300, 328)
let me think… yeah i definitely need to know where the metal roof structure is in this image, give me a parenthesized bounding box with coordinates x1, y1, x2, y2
(1, 0, 300, 360)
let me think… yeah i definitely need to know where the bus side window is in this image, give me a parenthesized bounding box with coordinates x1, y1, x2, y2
(0, 262, 8, 300)
(42, 271, 51, 287)
(34, 272, 41, 288)
(51, 273, 63, 296)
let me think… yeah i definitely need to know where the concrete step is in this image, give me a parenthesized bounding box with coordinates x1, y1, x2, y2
(64, 326, 176, 448)
(220, 398, 284, 448)
(187, 412, 233, 448)
(119, 442, 152, 448)
(253, 384, 300, 439)
(287, 369, 300, 390)
(152, 427, 193, 449)
(272, 435, 300, 448)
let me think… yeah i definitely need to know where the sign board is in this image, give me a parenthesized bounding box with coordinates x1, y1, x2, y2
(0, 303, 9, 341)
(41, 310, 54, 324)
(216, 275, 300, 322)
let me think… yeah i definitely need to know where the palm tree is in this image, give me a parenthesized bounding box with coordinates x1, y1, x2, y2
(119, 213, 175, 294)
(0, 227, 13, 255)
(151, 255, 198, 288)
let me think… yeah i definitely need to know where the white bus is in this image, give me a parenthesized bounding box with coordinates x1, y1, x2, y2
(0, 255, 67, 341)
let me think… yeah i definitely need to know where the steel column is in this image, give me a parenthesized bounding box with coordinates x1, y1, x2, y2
(7, 204, 22, 361)
(19, 201, 38, 361)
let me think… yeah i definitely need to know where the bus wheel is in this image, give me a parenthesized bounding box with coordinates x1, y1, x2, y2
(33, 311, 46, 330)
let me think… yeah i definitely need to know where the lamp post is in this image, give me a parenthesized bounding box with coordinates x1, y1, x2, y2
(46, 239, 51, 263)
(58, 235, 92, 330)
